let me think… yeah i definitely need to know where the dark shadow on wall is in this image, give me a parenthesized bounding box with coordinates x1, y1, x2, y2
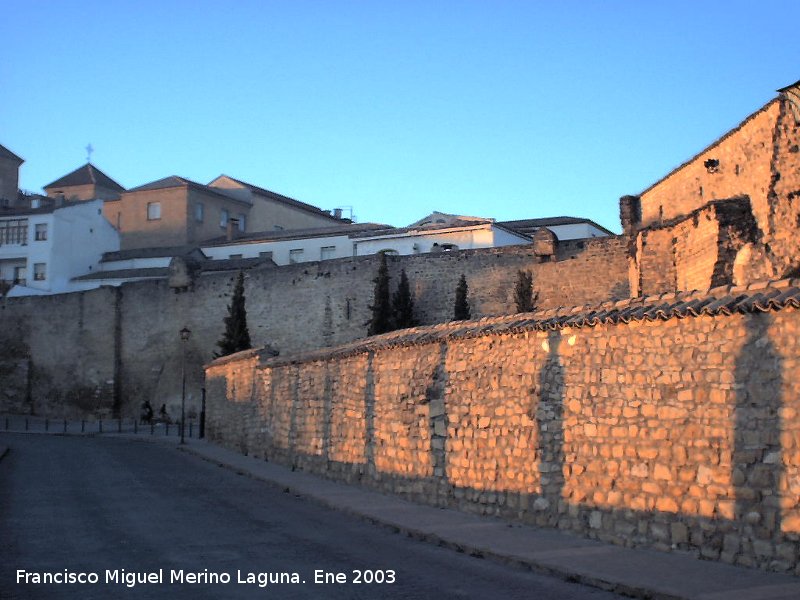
(364, 351, 376, 478)
(427, 342, 450, 506)
(734, 312, 785, 569)
(534, 329, 566, 526)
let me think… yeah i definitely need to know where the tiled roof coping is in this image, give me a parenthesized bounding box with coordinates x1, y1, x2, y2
(207, 278, 800, 370)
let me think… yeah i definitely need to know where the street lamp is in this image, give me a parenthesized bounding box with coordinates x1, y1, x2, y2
(180, 326, 191, 444)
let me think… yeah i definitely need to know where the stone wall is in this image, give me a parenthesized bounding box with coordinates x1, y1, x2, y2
(0, 236, 629, 418)
(637, 89, 800, 280)
(631, 198, 760, 296)
(0, 287, 118, 417)
(205, 280, 800, 574)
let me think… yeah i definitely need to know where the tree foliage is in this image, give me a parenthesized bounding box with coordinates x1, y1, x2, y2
(513, 270, 538, 313)
(454, 274, 471, 320)
(368, 252, 393, 336)
(215, 270, 252, 357)
(393, 269, 416, 329)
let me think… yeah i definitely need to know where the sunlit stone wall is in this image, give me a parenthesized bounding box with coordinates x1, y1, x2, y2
(206, 288, 800, 573)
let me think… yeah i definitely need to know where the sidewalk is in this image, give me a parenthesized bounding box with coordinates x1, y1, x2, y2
(166, 437, 800, 600)
(4, 429, 800, 599)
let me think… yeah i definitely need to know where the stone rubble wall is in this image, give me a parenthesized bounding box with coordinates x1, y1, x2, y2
(638, 94, 800, 280)
(206, 288, 800, 574)
(0, 237, 628, 418)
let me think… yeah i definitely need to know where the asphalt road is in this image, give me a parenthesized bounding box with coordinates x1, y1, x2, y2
(0, 434, 623, 599)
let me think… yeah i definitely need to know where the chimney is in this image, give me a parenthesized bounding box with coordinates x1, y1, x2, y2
(333, 208, 343, 219)
(619, 195, 641, 236)
(226, 218, 239, 242)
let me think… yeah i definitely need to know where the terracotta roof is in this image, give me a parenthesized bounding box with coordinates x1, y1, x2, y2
(213, 175, 346, 222)
(0, 144, 23, 164)
(209, 278, 800, 368)
(44, 164, 125, 192)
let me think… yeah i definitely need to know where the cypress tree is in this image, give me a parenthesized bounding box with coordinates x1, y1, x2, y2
(393, 269, 416, 329)
(368, 252, 393, 335)
(454, 274, 471, 320)
(215, 270, 252, 357)
(513, 270, 536, 313)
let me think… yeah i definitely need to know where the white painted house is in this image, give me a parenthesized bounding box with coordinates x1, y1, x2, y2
(0, 200, 120, 296)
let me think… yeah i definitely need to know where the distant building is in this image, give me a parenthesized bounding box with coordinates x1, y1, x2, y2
(498, 216, 614, 240)
(0, 200, 120, 296)
(44, 163, 126, 201)
(0, 144, 24, 207)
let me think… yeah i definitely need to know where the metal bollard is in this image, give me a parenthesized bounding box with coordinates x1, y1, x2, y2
(134, 419, 138, 434)
(63, 419, 67, 433)
(81, 420, 85, 433)
(150, 422, 154, 435)
(189, 422, 193, 438)
(25, 418, 29, 431)
(118, 418, 122, 433)
(45, 419, 49, 432)
(4, 417, 8, 430)
(99, 420, 103, 433)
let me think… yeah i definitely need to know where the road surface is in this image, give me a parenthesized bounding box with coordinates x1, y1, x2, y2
(0, 433, 622, 599)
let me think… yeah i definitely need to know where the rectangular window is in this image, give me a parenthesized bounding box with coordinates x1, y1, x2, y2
(238, 214, 246, 232)
(33, 263, 46, 281)
(0, 219, 28, 245)
(195, 203, 204, 222)
(13, 266, 25, 285)
(220, 209, 229, 228)
(289, 249, 304, 264)
(320, 246, 336, 261)
(259, 251, 273, 259)
(147, 202, 161, 220)
(35, 223, 48, 241)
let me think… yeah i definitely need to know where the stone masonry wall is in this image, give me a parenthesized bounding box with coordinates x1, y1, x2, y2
(638, 92, 800, 280)
(206, 282, 800, 574)
(0, 237, 629, 418)
(0, 287, 118, 417)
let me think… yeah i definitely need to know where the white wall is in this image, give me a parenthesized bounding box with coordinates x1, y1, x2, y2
(353, 225, 529, 256)
(202, 234, 353, 265)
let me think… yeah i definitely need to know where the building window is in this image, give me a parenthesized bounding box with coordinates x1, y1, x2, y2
(147, 202, 161, 220)
(320, 246, 336, 261)
(0, 219, 28, 245)
(195, 203, 204, 222)
(238, 214, 246, 232)
(229, 254, 243, 259)
(259, 251, 273, 259)
(35, 223, 48, 241)
(220, 209, 229, 228)
(289, 249, 304, 264)
(13, 266, 25, 285)
(33, 263, 46, 281)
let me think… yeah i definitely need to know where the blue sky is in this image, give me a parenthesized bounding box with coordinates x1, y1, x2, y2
(2, 1, 798, 232)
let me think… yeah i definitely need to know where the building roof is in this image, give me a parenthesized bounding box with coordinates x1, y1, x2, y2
(44, 163, 125, 192)
(124, 175, 251, 205)
(101, 245, 200, 263)
(499, 217, 614, 236)
(0, 143, 23, 164)
(210, 175, 347, 222)
(73, 267, 170, 281)
(348, 219, 519, 240)
(202, 222, 391, 247)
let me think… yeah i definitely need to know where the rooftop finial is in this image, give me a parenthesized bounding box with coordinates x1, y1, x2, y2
(85, 143, 94, 164)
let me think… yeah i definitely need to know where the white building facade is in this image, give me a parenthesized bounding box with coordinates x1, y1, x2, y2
(1, 200, 120, 296)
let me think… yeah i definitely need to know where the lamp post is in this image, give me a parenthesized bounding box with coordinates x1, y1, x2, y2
(180, 326, 191, 444)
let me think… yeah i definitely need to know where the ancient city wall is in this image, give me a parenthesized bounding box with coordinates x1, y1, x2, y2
(206, 280, 800, 574)
(638, 93, 800, 280)
(0, 237, 629, 418)
(0, 287, 118, 417)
